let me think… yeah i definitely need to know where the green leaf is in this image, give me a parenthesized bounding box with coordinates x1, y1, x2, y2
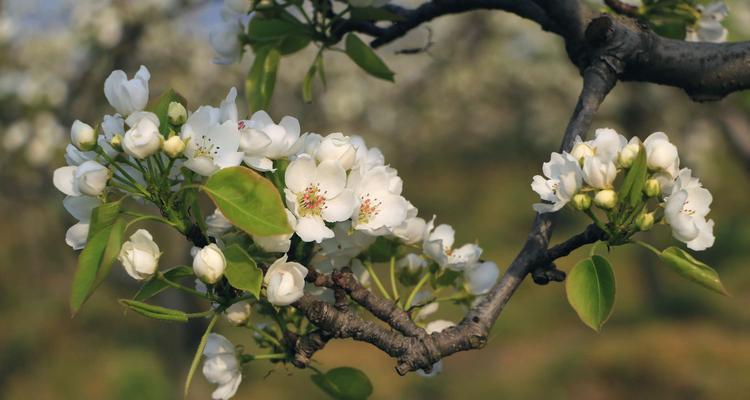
(247, 18, 307, 42)
(119, 299, 188, 322)
(566, 255, 616, 332)
(279, 35, 311, 55)
(202, 166, 292, 236)
(350, 7, 404, 22)
(311, 367, 373, 400)
(659, 246, 729, 295)
(70, 201, 122, 316)
(223, 244, 263, 299)
(146, 88, 187, 137)
(344, 34, 394, 82)
(618, 144, 646, 205)
(133, 266, 194, 302)
(245, 47, 281, 113)
(91, 216, 126, 289)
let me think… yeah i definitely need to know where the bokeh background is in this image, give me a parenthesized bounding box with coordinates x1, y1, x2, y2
(1, 0, 749, 399)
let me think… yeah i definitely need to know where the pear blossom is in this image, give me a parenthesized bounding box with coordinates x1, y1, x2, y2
(423, 221, 482, 270)
(284, 155, 357, 242)
(350, 135, 385, 172)
(643, 132, 680, 179)
(291, 132, 323, 159)
(589, 128, 627, 162)
(202, 334, 242, 400)
(312, 221, 377, 273)
(315, 132, 357, 170)
(118, 229, 161, 281)
(618, 137, 641, 168)
(252, 210, 297, 253)
(183, 119, 243, 176)
(163, 135, 186, 158)
(531, 151, 583, 213)
(103, 65, 150, 116)
(417, 319, 455, 377)
(210, 9, 245, 65)
(62, 195, 101, 250)
(264, 255, 308, 306)
(594, 189, 617, 209)
(350, 258, 372, 287)
(397, 253, 428, 275)
(224, 300, 252, 326)
(122, 117, 162, 159)
(686, 2, 729, 43)
(664, 169, 715, 251)
(347, 165, 409, 235)
(239, 111, 301, 171)
(582, 155, 617, 189)
(193, 244, 227, 284)
(412, 291, 439, 321)
(167, 101, 188, 125)
(180, 88, 239, 141)
(391, 202, 427, 244)
(54, 160, 111, 197)
(70, 120, 96, 151)
(464, 261, 500, 295)
(65, 223, 90, 250)
(206, 209, 234, 237)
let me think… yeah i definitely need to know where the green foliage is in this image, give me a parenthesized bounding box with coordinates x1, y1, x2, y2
(566, 255, 616, 332)
(70, 201, 123, 316)
(133, 266, 193, 302)
(223, 244, 263, 298)
(640, 0, 700, 39)
(146, 88, 187, 136)
(311, 367, 373, 400)
(246, 46, 282, 113)
(118, 299, 189, 322)
(658, 246, 729, 295)
(246, 17, 311, 55)
(618, 144, 647, 207)
(202, 166, 292, 237)
(344, 34, 395, 82)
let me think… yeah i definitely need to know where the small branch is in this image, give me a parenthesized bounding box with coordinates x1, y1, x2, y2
(603, 0, 641, 17)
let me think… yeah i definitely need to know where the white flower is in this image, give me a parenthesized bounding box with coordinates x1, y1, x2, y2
(589, 128, 627, 163)
(531, 152, 583, 213)
(184, 119, 243, 176)
(347, 165, 409, 235)
(122, 117, 162, 159)
(224, 300, 252, 326)
(350, 258, 371, 287)
(315, 132, 357, 170)
(396, 253, 428, 275)
(417, 319, 455, 377)
(239, 111, 301, 171)
(206, 209, 234, 237)
(181, 88, 239, 140)
(70, 120, 96, 151)
(65, 223, 90, 250)
(664, 169, 715, 251)
(53, 160, 111, 197)
(284, 155, 357, 242)
(582, 155, 617, 189)
(210, 11, 244, 65)
(312, 221, 377, 273)
(686, 2, 729, 43)
(202, 334, 242, 400)
(62, 193, 100, 250)
(163, 135, 186, 158)
(168, 101, 188, 125)
(64, 144, 96, 166)
(291, 132, 323, 158)
(423, 221, 482, 270)
(193, 244, 227, 284)
(618, 137, 641, 168)
(643, 132, 680, 179)
(103, 65, 150, 116)
(464, 261, 500, 295)
(252, 210, 297, 253)
(411, 291, 439, 321)
(350, 135, 385, 172)
(391, 202, 427, 244)
(118, 229, 161, 281)
(264, 255, 308, 306)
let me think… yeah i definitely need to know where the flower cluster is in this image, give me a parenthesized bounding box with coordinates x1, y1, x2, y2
(53, 65, 499, 399)
(532, 128, 715, 251)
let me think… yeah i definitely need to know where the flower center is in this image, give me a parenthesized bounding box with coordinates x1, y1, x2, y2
(357, 193, 382, 225)
(297, 184, 327, 217)
(194, 134, 220, 159)
(681, 199, 696, 216)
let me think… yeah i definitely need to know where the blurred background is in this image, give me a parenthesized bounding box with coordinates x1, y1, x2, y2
(1, 0, 749, 399)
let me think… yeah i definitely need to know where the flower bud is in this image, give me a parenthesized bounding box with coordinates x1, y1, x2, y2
(636, 212, 655, 231)
(167, 101, 187, 125)
(162, 135, 186, 158)
(109, 134, 123, 151)
(118, 229, 161, 280)
(618, 142, 640, 168)
(193, 244, 226, 284)
(594, 189, 617, 210)
(315, 132, 357, 170)
(263, 255, 308, 306)
(224, 300, 252, 326)
(572, 193, 592, 211)
(71, 120, 97, 151)
(571, 142, 594, 162)
(75, 160, 111, 196)
(123, 118, 162, 159)
(643, 178, 661, 197)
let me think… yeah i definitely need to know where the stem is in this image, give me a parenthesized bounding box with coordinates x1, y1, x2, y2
(364, 260, 392, 300)
(248, 324, 283, 348)
(157, 273, 212, 300)
(634, 240, 661, 255)
(125, 214, 179, 232)
(404, 271, 431, 311)
(184, 313, 219, 397)
(245, 353, 288, 361)
(389, 256, 400, 304)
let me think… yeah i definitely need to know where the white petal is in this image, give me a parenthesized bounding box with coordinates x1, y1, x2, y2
(211, 373, 242, 400)
(53, 166, 81, 196)
(315, 160, 347, 197)
(185, 156, 219, 176)
(63, 195, 101, 222)
(285, 155, 316, 193)
(243, 155, 274, 172)
(321, 189, 356, 222)
(295, 216, 334, 243)
(65, 222, 89, 250)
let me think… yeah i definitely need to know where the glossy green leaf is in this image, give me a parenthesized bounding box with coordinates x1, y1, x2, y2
(350, 7, 404, 22)
(70, 201, 122, 316)
(659, 246, 729, 295)
(618, 144, 646, 205)
(311, 367, 373, 400)
(223, 244, 263, 299)
(133, 266, 194, 302)
(344, 34, 394, 82)
(202, 166, 291, 236)
(566, 255, 616, 332)
(119, 299, 188, 322)
(146, 88, 187, 136)
(245, 47, 281, 113)
(91, 217, 126, 289)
